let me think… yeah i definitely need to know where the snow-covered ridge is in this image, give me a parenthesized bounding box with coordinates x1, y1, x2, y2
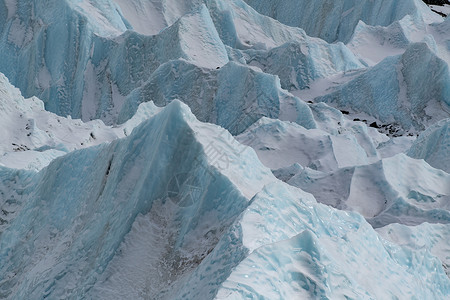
(0, 0, 365, 125)
(0, 71, 162, 171)
(0, 0, 449, 299)
(315, 42, 450, 133)
(0, 100, 275, 298)
(244, 0, 441, 43)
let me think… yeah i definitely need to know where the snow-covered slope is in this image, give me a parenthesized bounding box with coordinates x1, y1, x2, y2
(408, 118, 450, 172)
(0, 100, 276, 298)
(348, 15, 433, 66)
(0, 71, 162, 170)
(236, 116, 380, 171)
(244, 0, 441, 43)
(288, 153, 450, 228)
(0, 0, 365, 126)
(0, 0, 449, 299)
(315, 42, 450, 133)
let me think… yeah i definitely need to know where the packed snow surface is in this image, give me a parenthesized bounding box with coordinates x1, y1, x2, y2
(0, 0, 449, 299)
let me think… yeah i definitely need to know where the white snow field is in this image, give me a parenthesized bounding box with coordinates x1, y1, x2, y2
(0, 0, 449, 299)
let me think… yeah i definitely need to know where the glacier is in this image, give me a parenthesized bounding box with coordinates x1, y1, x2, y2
(1, 101, 448, 299)
(244, 0, 441, 43)
(408, 117, 450, 173)
(0, 0, 364, 127)
(315, 42, 450, 133)
(0, 0, 450, 299)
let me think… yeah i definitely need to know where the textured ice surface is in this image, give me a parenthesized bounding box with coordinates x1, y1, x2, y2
(377, 222, 450, 276)
(288, 153, 450, 228)
(408, 118, 450, 173)
(243, 40, 363, 91)
(0, 100, 275, 298)
(0, 0, 449, 299)
(0, 99, 448, 299)
(120, 59, 317, 135)
(0, 1, 229, 122)
(236, 116, 379, 171)
(244, 0, 440, 43)
(0, 0, 364, 126)
(316, 42, 450, 132)
(0, 71, 163, 170)
(208, 183, 448, 299)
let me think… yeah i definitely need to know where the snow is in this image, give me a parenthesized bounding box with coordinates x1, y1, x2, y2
(288, 153, 450, 228)
(244, 0, 441, 43)
(70, 0, 129, 37)
(0, 0, 449, 299)
(0, 72, 162, 171)
(113, 0, 170, 35)
(377, 222, 450, 276)
(315, 42, 450, 132)
(408, 118, 450, 173)
(236, 117, 379, 171)
(348, 15, 430, 66)
(430, 4, 450, 16)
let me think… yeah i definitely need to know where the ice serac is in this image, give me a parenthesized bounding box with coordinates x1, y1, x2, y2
(377, 222, 450, 276)
(172, 183, 449, 299)
(0, 0, 133, 117)
(348, 15, 435, 65)
(203, 0, 364, 91)
(236, 116, 379, 171)
(120, 59, 316, 135)
(243, 39, 363, 91)
(0, 71, 164, 171)
(408, 118, 450, 173)
(0, 72, 119, 170)
(243, 0, 440, 43)
(316, 42, 450, 132)
(288, 153, 450, 228)
(113, 0, 201, 35)
(0, 1, 228, 122)
(0, 100, 276, 299)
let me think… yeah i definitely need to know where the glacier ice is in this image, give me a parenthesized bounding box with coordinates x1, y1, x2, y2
(408, 117, 450, 173)
(244, 0, 440, 43)
(0, 0, 365, 127)
(243, 40, 363, 91)
(0, 100, 275, 298)
(0, 1, 229, 121)
(0, 0, 449, 299)
(120, 59, 317, 135)
(288, 153, 450, 228)
(236, 116, 379, 171)
(315, 42, 450, 132)
(377, 222, 450, 275)
(0, 98, 448, 299)
(180, 183, 449, 299)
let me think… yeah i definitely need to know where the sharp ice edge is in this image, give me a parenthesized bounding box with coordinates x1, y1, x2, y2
(408, 118, 450, 173)
(0, 0, 449, 299)
(315, 42, 450, 133)
(244, 0, 442, 43)
(0, 0, 365, 126)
